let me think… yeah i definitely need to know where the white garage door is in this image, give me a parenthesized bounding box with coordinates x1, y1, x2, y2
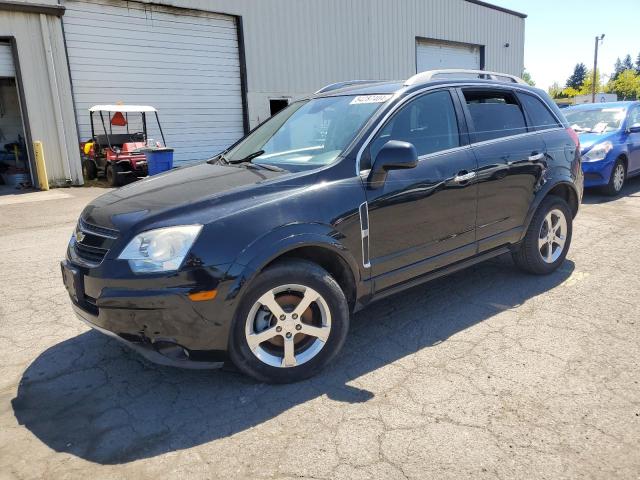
(63, 0, 245, 164)
(416, 39, 481, 72)
(0, 43, 15, 77)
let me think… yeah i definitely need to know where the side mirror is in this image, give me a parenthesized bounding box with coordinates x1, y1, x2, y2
(627, 124, 640, 134)
(368, 140, 418, 188)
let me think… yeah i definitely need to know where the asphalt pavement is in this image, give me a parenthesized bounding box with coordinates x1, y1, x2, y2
(0, 180, 639, 479)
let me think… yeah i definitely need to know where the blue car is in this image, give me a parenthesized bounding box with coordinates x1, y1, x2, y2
(564, 101, 640, 195)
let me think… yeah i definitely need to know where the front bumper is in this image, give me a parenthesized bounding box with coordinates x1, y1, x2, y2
(61, 259, 233, 366)
(581, 158, 614, 187)
(72, 302, 223, 369)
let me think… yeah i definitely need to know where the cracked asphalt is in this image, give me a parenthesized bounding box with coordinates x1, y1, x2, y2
(0, 181, 639, 479)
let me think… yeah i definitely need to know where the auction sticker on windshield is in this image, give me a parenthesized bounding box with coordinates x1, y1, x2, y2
(350, 95, 393, 105)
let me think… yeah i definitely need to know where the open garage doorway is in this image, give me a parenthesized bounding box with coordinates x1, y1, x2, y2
(0, 41, 32, 194)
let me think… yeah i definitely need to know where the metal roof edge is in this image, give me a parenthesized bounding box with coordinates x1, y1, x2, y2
(0, 0, 65, 17)
(464, 0, 527, 19)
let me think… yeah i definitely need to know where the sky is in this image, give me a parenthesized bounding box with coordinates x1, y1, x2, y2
(490, 0, 640, 91)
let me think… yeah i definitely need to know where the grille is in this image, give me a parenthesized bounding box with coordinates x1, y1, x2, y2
(71, 218, 120, 266)
(79, 218, 118, 239)
(74, 242, 109, 264)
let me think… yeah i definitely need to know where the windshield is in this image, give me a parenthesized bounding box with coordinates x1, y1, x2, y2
(564, 107, 626, 134)
(224, 95, 389, 172)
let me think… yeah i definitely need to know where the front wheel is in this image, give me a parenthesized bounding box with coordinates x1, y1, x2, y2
(602, 159, 626, 196)
(229, 259, 349, 383)
(512, 195, 573, 275)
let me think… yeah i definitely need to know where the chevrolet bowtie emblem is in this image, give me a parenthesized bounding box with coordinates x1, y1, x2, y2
(76, 231, 86, 243)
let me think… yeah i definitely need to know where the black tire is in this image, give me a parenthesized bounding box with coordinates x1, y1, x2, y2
(82, 160, 97, 180)
(602, 158, 626, 196)
(512, 195, 573, 275)
(106, 163, 123, 187)
(228, 259, 349, 383)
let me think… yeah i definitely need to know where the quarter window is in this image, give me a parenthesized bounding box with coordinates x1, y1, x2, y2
(369, 90, 460, 163)
(517, 92, 561, 131)
(463, 89, 527, 142)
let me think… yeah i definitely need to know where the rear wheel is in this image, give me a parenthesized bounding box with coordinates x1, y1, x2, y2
(602, 159, 626, 196)
(82, 160, 97, 180)
(106, 163, 123, 187)
(229, 260, 349, 383)
(512, 195, 572, 275)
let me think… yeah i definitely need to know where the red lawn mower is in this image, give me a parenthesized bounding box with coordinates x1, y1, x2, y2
(80, 105, 167, 186)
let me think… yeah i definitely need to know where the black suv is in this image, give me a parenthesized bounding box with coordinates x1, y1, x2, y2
(62, 70, 583, 383)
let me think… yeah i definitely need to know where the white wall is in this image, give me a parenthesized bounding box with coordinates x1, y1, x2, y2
(13, 0, 524, 184)
(0, 10, 82, 186)
(130, 0, 525, 127)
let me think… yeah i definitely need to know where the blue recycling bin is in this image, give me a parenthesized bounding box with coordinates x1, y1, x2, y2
(144, 148, 174, 176)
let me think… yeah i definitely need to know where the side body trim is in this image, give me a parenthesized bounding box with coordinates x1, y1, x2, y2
(359, 201, 370, 268)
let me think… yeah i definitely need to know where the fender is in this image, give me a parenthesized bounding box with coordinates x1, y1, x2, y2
(225, 222, 366, 305)
(518, 177, 580, 243)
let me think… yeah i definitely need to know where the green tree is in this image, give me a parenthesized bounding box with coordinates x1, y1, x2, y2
(578, 69, 603, 96)
(636, 52, 640, 74)
(521, 69, 535, 86)
(548, 81, 564, 98)
(611, 70, 640, 100)
(562, 86, 580, 98)
(623, 54, 634, 71)
(566, 63, 587, 89)
(612, 57, 624, 80)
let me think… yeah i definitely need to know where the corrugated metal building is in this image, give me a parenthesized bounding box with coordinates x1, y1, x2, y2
(0, 0, 525, 187)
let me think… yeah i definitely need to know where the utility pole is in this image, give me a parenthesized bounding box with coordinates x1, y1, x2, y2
(592, 34, 605, 103)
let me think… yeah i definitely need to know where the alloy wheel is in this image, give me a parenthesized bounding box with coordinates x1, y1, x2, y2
(613, 163, 625, 192)
(245, 284, 332, 368)
(538, 208, 567, 264)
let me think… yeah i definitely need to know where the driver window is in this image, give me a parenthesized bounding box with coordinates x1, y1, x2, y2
(368, 90, 460, 166)
(629, 107, 640, 128)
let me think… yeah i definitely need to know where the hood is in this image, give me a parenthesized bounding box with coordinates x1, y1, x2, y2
(82, 163, 288, 231)
(578, 131, 619, 154)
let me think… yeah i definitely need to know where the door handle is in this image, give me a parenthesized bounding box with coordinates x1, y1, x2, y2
(453, 171, 477, 183)
(528, 152, 545, 161)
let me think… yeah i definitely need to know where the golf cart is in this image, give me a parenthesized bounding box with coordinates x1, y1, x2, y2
(80, 105, 167, 186)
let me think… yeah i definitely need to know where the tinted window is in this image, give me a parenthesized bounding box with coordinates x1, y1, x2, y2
(463, 90, 527, 142)
(518, 92, 561, 131)
(370, 90, 460, 161)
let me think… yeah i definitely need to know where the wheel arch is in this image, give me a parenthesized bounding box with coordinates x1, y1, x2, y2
(261, 245, 358, 312)
(616, 152, 628, 172)
(227, 231, 365, 315)
(546, 182, 579, 218)
(519, 180, 580, 244)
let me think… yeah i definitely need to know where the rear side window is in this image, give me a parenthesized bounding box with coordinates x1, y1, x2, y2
(463, 90, 527, 142)
(517, 92, 562, 131)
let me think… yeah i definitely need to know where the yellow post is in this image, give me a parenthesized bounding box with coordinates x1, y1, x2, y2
(33, 141, 49, 191)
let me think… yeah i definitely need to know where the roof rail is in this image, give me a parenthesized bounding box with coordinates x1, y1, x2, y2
(314, 80, 379, 94)
(404, 69, 527, 86)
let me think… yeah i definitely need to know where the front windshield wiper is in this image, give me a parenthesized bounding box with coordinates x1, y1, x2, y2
(207, 150, 284, 172)
(237, 161, 285, 172)
(226, 150, 266, 164)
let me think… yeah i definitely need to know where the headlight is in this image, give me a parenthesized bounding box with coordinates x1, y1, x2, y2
(118, 225, 202, 273)
(583, 141, 613, 162)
